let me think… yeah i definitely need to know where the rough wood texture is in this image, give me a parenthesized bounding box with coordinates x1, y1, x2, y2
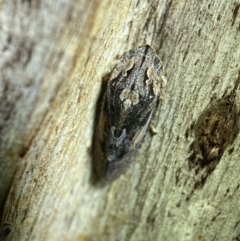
(0, 0, 240, 240)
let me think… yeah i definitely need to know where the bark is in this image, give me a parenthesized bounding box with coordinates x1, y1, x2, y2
(0, 0, 240, 240)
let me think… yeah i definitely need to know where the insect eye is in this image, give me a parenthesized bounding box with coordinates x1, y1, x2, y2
(123, 60, 135, 77)
(143, 69, 152, 86)
(124, 64, 134, 77)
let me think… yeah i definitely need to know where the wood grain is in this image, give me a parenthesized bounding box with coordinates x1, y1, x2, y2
(0, 0, 240, 240)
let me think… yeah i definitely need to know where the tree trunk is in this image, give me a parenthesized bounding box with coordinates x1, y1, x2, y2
(0, 0, 240, 240)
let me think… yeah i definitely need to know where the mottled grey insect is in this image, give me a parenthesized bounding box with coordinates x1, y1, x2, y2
(92, 45, 166, 182)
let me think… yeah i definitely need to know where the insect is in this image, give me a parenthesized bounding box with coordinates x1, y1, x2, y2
(92, 45, 166, 182)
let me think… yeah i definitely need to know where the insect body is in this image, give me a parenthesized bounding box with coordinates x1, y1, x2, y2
(93, 45, 166, 182)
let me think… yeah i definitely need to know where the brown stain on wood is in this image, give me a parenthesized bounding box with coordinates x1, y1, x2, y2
(188, 79, 239, 188)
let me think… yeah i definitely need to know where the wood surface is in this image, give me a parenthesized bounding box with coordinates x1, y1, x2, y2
(0, 0, 240, 240)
